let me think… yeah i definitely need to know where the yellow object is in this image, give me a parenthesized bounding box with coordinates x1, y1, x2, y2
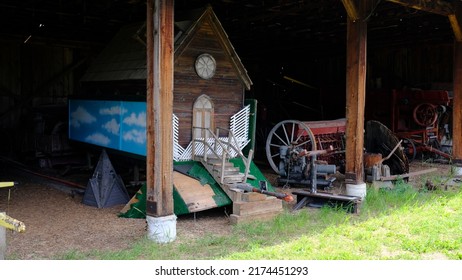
(1, 181, 25, 233)
(0, 213, 25, 233)
(0, 182, 14, 188)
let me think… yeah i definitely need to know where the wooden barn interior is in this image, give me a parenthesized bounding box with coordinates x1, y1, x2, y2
(1, 0, 462, 231)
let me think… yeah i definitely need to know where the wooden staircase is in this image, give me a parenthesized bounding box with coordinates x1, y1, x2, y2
(194, 128, 283, 224)
(202, 156, 245, 184)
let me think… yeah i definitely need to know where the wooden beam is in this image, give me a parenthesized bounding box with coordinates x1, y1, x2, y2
(345, 0, 368, 184)
(379, 168, 438, 181)
(449, 15, 462, 42)
(449, 2, 462, 42)
(453, 40, 462, 161)
(342, 0, 382, 21)
(341, 0, 360, 21)
(146, 0, 174, 217)
(385, 0, 454, 16)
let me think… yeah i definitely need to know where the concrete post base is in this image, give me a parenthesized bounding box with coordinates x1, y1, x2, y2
(371, 180, 393, 190)
(346, 182, 367, 199)
(1, 212, 6, 260)
(146, 214, 177, 243)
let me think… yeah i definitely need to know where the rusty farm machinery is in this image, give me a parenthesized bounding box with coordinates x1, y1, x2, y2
(263, 116, 439, 212)
(265, 119, 347, 187)
(265, 119, 361, 213)
(368, 89, 453, 163)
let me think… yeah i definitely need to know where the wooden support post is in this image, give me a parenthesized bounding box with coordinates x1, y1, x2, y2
(451, 3, 462, 164)
(345, 1, 367, 184)
(146, 0, 174, 218)
(453, 40, 462, 162)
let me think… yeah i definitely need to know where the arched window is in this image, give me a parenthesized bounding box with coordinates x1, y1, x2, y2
(192, 94, 214, 139)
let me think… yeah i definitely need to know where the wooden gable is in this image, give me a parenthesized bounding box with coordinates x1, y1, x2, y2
(173, 7, 252, 146)
(79, 6, 252, 147)
(81, 6, 251, 89)
(174, 6, 252, 90)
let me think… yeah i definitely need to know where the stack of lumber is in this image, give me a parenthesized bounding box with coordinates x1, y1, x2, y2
(224, 184, 283, 225)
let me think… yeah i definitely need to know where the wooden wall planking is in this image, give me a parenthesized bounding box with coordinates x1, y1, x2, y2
(173, 20, 244, 146)
(367, 44, 453, 89)
(21, 45, 74, 97)
(0, 42, 21, 97)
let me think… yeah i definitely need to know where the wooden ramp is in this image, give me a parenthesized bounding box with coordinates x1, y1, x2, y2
(120, 160, 284, 222)
(173, 171, 219, 213)
(120, 171, 221, 216)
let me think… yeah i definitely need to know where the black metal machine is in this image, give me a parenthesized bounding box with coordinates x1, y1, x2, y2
(265, 120, 361, 213)
(276, 146, 337, 188)
(265, 120, 337, 188)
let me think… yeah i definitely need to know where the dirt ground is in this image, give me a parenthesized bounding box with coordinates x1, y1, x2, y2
(0, 160, 454, 260)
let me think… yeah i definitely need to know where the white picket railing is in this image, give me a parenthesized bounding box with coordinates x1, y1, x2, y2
(173, 105, 250, 161)
(230, 105, 250, 140)
(172, 114, 184, 161)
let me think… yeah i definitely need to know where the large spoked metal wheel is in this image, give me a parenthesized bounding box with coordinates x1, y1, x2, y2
(413, 103, 438, 127)
(265, 120, 317, 174)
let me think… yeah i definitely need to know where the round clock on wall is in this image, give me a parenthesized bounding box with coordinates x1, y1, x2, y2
(195, 53, 216, 79)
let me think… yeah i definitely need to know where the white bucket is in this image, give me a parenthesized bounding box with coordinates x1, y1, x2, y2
(146, 214, 177, 243)
(346, 183, 367, 199)
(452, 166, 462, 177)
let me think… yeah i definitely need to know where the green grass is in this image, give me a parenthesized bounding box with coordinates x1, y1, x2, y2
(57, 178, 462, 260)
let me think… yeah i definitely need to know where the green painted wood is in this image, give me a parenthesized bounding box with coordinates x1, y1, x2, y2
(119, 159, 272, 218)
(176, 161, 232, 208)
(229, 158, 275, 192)
(173, 186, 190, 216)
(119, 161, 233, 218)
